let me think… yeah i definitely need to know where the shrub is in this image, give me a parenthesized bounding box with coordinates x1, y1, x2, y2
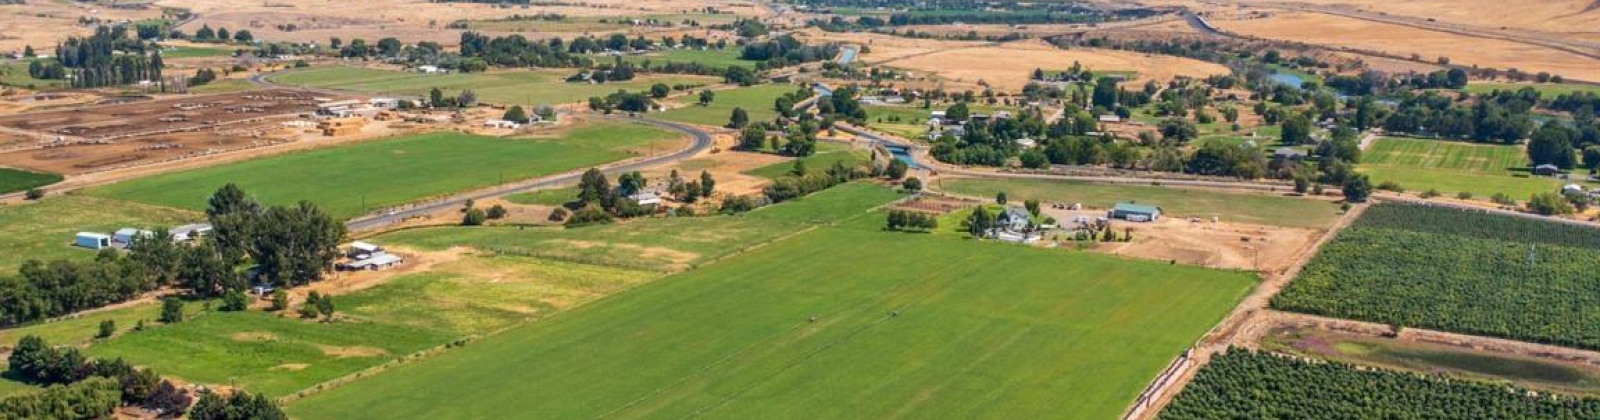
(1419, 189, 1441, 198)
(1456, 191, 1474, 200)
(157, 298, 183, 323)
(547, 207, 569, 222)
(96, 320, 115, 339)
(486, 204, 508, 219)
(268, 289, 288, 311)
(220, 290, 249, 311)
(462, 208, 487, 226)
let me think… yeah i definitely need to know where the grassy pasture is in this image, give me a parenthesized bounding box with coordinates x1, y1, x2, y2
(287, 208, 1254, 419)
(864, 105, 931, 139)
(0, 167, 63, 194)
(503, 186, 580, 206)
(622, 48, 755, 69)
(87, 123, 675, 219)
(941, 178, 1341, 229)
(1358, 137, 1561, 198)
(656, 84, 800, 127)
(0, 195, 198, 273)
(159, 45, 239, 59)
(379, 183, 902, 272)
(1464, 82, 1600, 96)
(0, 253, 655, 398)
(743, 144, 872, 180)
(269, 67, 716, 105)
(0, 60, 66, 88)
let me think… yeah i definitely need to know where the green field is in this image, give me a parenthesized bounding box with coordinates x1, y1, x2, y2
(186, 78, 257, 94)
(269, 67, 717, 105)
(656, 85, 801, 127)
(743, 143, 871, 180)
(78, 255, 655, 397)
(942, 178, 1342, 229)
(0, 195, 198, 273)
(87, 123, 675, 219)
(159, 45, 240, 59)
(1359, 137, 1562, 198)
(0, 168, 62, 194)
(865, 105, 931, 139)
(1465, 82, 1600, 96)
(288, 197, 1254, 418)
(0, 60, 66, 88)
(381, 183, 903, 272)
(623, 48, 756, 69)
(503, 186, 580, 206)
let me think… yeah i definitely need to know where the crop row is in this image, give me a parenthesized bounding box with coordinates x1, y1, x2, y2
(1273, 224, 1600, 349)
(1160, 350, 1600, 419)
(1356, 202, 1600, 248)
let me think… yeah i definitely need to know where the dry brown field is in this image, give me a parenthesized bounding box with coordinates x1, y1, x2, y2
(0, 89, 334, 174)
(880, 40, 1230, 92)
(0, 2, 163, 52)
(159, 0, 770, 46)
(0, 89, 320, 140)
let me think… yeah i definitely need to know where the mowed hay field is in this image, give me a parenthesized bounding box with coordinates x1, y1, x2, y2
(942, 178, 1342, 229)
(87, 123, 678, 219)
(882, 40, 1230, 91)
(621, 48, 759, 69)
(0, 195, 198, 273)
(269, 67, 718, 105)
(1213, 12, 1600, 82)
(288, 207, 1254, 419)
(656, 84, 803, 127)
(1358, 137, 1561, 198)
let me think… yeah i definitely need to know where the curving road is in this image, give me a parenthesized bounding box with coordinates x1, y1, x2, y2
(344, 116, 712, 231)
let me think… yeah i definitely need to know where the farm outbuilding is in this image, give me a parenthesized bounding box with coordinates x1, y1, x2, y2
(1110, 202, 1161, 222)
(75, 232, 112, 250)
(170, 223, 213, 242)
(1534, 164, 1561, 176)
(113, 228, 154, 244)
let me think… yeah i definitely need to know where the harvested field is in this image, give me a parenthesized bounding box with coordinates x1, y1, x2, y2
(270, 67, 716, 106)
(796, 28, 990, 64)
(1189, 0, 1600, 42)
(1211, 11, 1600, 82)
(881, 40, 1230, 91)
(0, 3, 162, 52)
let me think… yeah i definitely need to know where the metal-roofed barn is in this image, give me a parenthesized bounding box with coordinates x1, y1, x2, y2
(1109, 202, 1161, 222)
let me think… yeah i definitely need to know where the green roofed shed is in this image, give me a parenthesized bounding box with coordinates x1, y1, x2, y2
(1110, 202, 1161, 222)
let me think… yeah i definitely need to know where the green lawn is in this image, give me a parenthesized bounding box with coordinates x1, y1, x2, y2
(87, 123, 675, 219)
(379, 183, 902, 272)
(656, 84, 801, 127)
(0, 195, 199, 273)
(622, 48, 756, 69)
(1464, 82, 1600, 96)
(942, 178, 1342, 229)
(0, 167, 62, 194)
(269, 67, 717, 105)
(287, 202, 1254, 419)
(1358, 137, 1562, 198)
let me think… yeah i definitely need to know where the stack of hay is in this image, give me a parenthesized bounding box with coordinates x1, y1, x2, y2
(318, 117, 365, 136)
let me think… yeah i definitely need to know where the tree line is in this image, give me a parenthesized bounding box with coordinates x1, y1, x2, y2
(5, 335, 286, 419)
